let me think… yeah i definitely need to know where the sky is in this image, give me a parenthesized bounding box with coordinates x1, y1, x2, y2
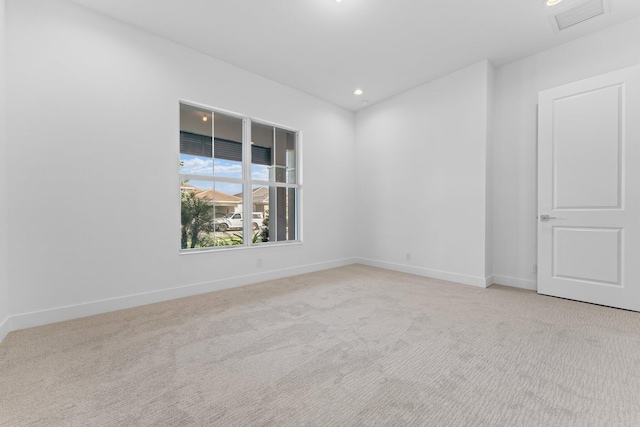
(180, 154, 269, 195)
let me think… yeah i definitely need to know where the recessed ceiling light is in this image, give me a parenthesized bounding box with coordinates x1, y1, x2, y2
(354, 89, 363, 95)
(336, 0, 342, 3)
(202, 116, 208, 122)
(546, 0, 563, 5)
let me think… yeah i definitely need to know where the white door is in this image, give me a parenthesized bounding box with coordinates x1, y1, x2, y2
(537, 65, 640, 311)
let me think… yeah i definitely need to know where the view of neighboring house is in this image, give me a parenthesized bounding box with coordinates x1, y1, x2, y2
(181, 184, 270, 218)
(195, 189, 242, 218)
(243, 186, 270, 217)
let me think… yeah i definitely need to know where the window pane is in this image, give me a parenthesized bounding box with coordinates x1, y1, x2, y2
(276, 128, 296, 184)
(286, 135, 297, 184)
(251, 123, 297, 184)
(251, 122, 272, 181)
(180, 104, 213, 176)
(180, 180, 245, 249)
(284, 188, 298, 241)
(180, 104, 243, 179)
(252, 185, 270, 244)
(256, 186, 298, 243)
(213, 113, 243, 179)
(180, 180, 215, 249)
(210, 183, 244, 246)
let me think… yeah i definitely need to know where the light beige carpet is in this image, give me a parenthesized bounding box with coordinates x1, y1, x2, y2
(1, 264, 640, 426)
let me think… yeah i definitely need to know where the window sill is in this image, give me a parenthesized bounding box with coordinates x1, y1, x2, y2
(179, 240, 303, 255)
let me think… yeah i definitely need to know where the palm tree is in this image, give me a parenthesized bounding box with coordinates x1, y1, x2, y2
(181, 190, 214, 249)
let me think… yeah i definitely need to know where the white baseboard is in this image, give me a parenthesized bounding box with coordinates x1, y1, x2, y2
(0, 317, 13, 342)
(484, 275, 495, 288)
(4, 257, 358, 340)
(492, 275, 537, 291)
(0, 316, 12, 343)
(357, 258, 491, 288)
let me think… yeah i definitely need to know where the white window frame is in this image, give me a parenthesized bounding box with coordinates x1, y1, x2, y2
(179, 100, 302, 252)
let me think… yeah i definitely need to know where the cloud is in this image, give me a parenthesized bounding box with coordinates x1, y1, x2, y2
(251, 165, 270, 182)
(181, 157, 213, 175)
(214, 163, 242, 177)
(215, 182, 242, 195)
(182, 157, 273, 183)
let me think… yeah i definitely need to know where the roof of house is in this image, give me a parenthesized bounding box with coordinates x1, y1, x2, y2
(252, 186, 269, 203)
(233, 186, 269, 202)
(180, 182, 197, 192)
(195, 189, 242, 203)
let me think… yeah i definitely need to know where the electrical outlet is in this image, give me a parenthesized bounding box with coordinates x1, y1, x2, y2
(406, 252, 411, 261)
(533, 264, 537, 275)
(257, 258, 263, 268)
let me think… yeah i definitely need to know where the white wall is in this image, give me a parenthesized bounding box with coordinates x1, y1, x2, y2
(492, 17, 640, 290)
(355, 61, 494, 287)
(0, 0, 10, 341)
(4, 0, 356, 330)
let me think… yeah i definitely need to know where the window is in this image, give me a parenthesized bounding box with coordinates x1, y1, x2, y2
(179, 102, 301, 251)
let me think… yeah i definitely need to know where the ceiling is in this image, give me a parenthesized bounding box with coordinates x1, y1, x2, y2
(66, 0, 640, 111)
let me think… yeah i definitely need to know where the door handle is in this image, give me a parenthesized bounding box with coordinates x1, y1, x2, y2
(539, 214, 557, 222)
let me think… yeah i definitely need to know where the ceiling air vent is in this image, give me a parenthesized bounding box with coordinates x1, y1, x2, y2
(550, 0, 610, 32)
